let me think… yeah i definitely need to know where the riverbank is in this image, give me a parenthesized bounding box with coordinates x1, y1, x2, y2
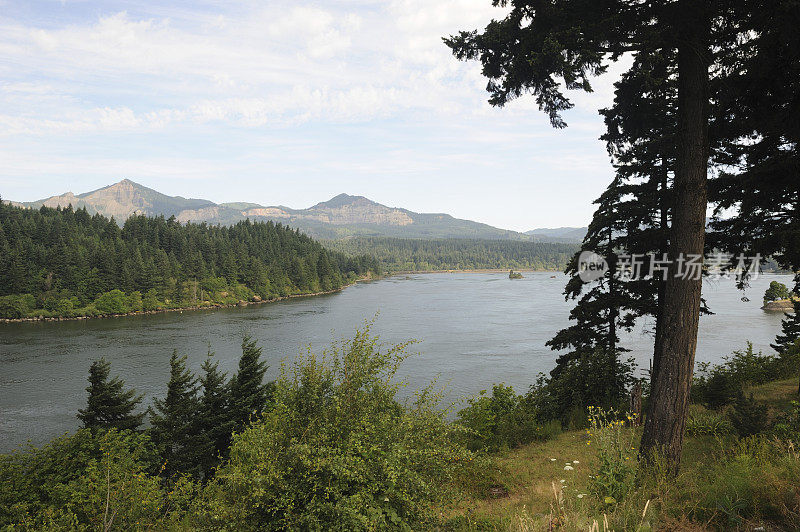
(0, 274, 380, 324)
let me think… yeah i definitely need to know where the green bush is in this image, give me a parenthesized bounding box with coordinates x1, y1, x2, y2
(142, 288, 163, 311)
(93, 289, 130, 315)
(0, 429, 198, 530)
(699, 369, 739, 409)
(457, 384, 550, 452)
(0, 294, 35, 319)
(204, 324, 483, 530)
(729, 392, 769, 437)
(693, 342, 800, 409)
(126, 290, 143, 312)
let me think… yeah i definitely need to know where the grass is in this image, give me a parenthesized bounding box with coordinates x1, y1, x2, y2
(444, 378, 800, 531)
(750, 377, 799, 408)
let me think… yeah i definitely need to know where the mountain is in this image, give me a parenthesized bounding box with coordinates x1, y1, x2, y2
(14, 179, 214, 221)
(525, 226, 587, 243)
(10, 180, 572, 241)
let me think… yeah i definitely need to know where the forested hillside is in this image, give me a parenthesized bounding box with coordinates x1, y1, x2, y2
(0, 202, 379, 319)
(325, 236, 576, 272)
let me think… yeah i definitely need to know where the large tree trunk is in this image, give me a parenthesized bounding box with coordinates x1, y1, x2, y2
(650, 153, 671, 386)
(640, 6, 709, 473)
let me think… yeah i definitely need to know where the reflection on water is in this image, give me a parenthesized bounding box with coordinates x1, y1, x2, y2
(0, 272, 792, 451)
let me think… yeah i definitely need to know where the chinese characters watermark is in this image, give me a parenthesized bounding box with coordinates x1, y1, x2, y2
(578, 251, 762, 283)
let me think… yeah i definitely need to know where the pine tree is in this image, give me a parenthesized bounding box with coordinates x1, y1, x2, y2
(230, 336, 274, 432)
(149, 350, 200, 477)
(547, 49, 678, 421)
(446, 0, 783, 472)
(196, 349, 234, 479)
(77, 358, 144, 431)
(546, 181, 637, 418)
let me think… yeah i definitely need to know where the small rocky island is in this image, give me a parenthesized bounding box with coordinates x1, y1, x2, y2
(761, 280, 798, 311)
(508, 270, 524, 279)
(762, 298, 798, 311)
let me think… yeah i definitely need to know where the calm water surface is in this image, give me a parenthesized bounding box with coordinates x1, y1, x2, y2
(0, 272, 792, 452)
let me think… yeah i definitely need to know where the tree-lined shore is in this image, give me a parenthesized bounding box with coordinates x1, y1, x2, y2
(0, 202, 380, 321)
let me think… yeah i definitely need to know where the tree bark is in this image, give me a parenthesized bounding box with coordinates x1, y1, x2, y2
(640, 5, 709, 474)
(650, 153, 671, 386)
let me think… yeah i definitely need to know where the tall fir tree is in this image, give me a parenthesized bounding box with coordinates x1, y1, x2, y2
(77, 358, 144, 431)
(546, 180, 637, 420)
(149, 351, 200, 477)
(229, 336, 274, 432)
(196, 349, 235, 479)
(547, 49, 678, 421)
(445, 0, 788, 471)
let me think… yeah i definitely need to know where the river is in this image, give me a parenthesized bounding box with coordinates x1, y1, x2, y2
(0, 272, 793, 452)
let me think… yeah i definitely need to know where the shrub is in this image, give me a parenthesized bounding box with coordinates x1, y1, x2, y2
(204, 324, 483, 530)
(0, 429, 196, 529)
(93, 289, 130, 314)
(142, 288, 163, 311)
(693, 342, 800, 409)
(0, 294, 35, 319)
(126, 290, 143, 312)
(700, 369, 739, 409)
(457, 384, 547, 452)
(729, 392, 769, 437)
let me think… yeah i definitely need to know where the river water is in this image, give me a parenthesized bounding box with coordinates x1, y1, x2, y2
(0, 272, 792, 452)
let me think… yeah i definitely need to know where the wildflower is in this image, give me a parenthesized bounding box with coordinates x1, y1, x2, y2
(577, 493, 586, 499)
(559, 479, 565, 483)
(572, 460, 579, 464)
(564, 465, 574, 471)
(550, 458, 556, 462)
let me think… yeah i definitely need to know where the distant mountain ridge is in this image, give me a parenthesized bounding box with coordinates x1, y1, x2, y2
(525, 226, 587, 243)
(10, 179, 214, 220)
(9, 179, 579, 242)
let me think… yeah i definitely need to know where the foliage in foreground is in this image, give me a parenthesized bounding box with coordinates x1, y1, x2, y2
(456, 384, 561, 453)
(0, 326, 486, 531)
(692, 341, 800, 409)
(204, 324, 482, 530)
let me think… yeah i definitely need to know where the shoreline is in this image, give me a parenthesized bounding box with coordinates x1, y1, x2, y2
(0, 269, 561, 325)
(0, 276, 378, 325)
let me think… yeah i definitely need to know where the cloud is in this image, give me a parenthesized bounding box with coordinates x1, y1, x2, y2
(0, 0, 625, 228)
(0, 1, 536, 134)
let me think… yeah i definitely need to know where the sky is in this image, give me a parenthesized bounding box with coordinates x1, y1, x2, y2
(0, 0, 632, 231)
